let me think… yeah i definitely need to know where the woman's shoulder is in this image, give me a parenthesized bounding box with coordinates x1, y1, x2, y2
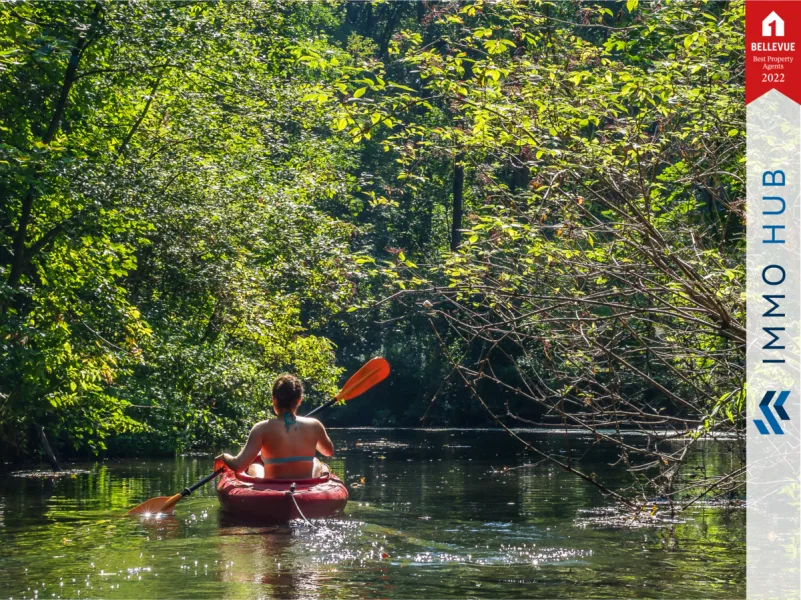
(253, 419, 276, 431)
(296, 416, 323, 427)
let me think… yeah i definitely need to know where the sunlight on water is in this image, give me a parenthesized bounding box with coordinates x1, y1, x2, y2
(0, 429, 744, 599)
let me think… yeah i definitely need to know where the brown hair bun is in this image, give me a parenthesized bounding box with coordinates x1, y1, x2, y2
(272, 374, 303, 410)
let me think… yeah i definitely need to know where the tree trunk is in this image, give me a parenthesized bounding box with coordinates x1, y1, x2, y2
(37, 425, 61, 472)
(510, 151, 529, 194)
(360, 2, 373, 36)
(6, 3, 101, 289)
(451, 153, 464, 251)
(346, 2, 359, 25)
(379, 4, 402, 56)
(417, 1, 427, 24)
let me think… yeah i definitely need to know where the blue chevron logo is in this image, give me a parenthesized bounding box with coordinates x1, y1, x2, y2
(754, 390, 791, 435)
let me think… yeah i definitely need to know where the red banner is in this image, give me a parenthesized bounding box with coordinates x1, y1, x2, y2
(746, 0, 801, 105)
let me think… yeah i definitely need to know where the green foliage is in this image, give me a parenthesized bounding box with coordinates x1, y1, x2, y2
(1, 0, 746, 476)
(317, 0, 746, 469)
(0, 1, 361, 457)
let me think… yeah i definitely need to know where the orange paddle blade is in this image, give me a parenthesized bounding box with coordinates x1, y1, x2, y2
(336, 357, 390, 400)
(127, 493, 182, 516)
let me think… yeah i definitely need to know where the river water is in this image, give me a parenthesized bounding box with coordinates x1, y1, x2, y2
(0, 429, 744, 599)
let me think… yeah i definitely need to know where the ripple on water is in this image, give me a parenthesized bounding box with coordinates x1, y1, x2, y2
(0, 429, 745, 599)
(575, 506, 692, 529)
(10, 469, 91, 479)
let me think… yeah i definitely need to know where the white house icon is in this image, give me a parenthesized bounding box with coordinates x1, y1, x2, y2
(763, 11, 785, 37)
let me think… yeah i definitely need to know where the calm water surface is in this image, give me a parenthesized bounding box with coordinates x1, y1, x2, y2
(0, 429, 744, 599)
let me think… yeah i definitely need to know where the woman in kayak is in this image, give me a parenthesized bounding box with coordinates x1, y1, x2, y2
(215, 374, 334, 479)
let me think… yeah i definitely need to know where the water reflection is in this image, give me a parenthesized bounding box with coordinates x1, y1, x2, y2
(0, 429, 745, 599)
(137, 513, 183, 540)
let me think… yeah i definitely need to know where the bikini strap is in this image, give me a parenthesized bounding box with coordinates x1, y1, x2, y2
(283, 412, 298, 433)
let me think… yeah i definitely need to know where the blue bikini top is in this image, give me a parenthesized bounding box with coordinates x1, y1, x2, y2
(262, 455, 315, 465)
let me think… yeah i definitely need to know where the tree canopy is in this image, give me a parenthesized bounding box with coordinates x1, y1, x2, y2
(1, 0, 744, 507)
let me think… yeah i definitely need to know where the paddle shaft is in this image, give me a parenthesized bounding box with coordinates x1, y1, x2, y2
(305, 397, 337, 418)
(159, 467, 225, 512)
(190, 468, 224, 493)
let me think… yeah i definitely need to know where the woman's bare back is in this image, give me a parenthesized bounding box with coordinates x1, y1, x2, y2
(246, 416, 334, 479)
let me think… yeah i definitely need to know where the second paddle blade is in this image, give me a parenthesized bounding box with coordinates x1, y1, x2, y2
(335, 357, 390, 401)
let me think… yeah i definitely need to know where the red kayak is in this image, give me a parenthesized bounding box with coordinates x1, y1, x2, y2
(216, 464, 348, 522)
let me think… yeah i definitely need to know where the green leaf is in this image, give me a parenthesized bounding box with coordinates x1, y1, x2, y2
(626, 0, 638, 12)
(353, 87, 367, 98)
